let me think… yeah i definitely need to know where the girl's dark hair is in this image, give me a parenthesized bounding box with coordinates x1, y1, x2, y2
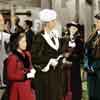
(9, 32, 26, 52)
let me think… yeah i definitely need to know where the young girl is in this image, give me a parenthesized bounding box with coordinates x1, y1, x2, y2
(6, 32, 36, 100)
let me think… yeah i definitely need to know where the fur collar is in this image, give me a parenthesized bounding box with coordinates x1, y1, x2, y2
(13, 50, 30, 69)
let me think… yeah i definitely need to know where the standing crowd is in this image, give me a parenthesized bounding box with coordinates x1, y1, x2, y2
(0, 9, 100, 100)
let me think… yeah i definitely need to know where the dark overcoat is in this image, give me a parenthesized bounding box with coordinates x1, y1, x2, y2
(32, 31, 65, 100)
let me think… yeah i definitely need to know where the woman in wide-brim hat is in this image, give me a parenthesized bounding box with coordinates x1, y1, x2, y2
(66, 21, 79, 29)
(63, 21, 83, 100)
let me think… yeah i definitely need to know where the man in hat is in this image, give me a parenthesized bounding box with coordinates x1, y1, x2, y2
(85, 12, 100, 100)
(31, 9, 64, 100)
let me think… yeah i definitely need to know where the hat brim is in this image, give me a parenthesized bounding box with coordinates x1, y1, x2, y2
(67, 23, 79, 28)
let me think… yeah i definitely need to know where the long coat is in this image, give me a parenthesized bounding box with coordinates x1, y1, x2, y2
(63, 35, 83, 100)
(86, 31, 100, 100)
(32, 31, 64, 100)
(7, 51, 36, 100)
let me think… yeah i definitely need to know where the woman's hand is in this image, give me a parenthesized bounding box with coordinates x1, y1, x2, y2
(62, 58, 72, 65)
(49, 58, 58, 67)
(64, 52, 70, 58)
(27, 68, 36, 78)
(41, 58, 58, 72)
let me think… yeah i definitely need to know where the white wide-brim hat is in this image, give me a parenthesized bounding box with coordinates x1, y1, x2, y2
(39, 9, 57, 22)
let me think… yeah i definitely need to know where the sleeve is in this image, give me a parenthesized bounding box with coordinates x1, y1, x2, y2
(61, 38, 69, 53)
(25, 51, 33, 69)
(24, 51, 31, 59)
(68, 39, 84, 62)
(32, 35, 50, 65)
(7, 55, 26, 81)
(5, 33, 10, 43)
(31, 35, 53, 71)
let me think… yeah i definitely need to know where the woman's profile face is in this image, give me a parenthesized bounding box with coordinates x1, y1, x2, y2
(18, 35, 27, 51)
(69, 26, 78, 35)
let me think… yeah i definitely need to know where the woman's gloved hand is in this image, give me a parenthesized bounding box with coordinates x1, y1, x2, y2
(41, 58, 58, 72)
(49, 58, 58, 67)
(62, 58, 72, 65)
(27, 68, 36, 78)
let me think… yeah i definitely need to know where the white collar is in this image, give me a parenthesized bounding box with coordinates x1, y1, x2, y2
(68, 41, 76, 48)
(97, 30, 100, 35)
(49, 32, 55, 39)
(42, 32, 59, 51)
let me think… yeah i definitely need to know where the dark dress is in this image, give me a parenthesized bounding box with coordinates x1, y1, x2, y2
(31, 31, 64, 100)
(63, 35, 83, 100)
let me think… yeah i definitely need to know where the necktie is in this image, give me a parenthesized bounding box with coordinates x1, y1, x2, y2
(51, 37, 56, 45)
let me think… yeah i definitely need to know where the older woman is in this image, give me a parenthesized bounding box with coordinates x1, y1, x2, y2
(31, 9, 64, 100)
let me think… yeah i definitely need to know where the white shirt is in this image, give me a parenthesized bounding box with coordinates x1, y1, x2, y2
(0, 32, 10, 60)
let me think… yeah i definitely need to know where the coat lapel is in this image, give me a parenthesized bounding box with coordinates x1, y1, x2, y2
(42, 32, 59, 51)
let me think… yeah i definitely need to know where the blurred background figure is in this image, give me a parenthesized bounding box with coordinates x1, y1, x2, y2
(0, 18, 11, 88)
(3, 19, 12, 54)
(11, 16, 24, 33)
(24, 20, 35, 52)
(85, 12, 100, 100)
(33, 19, 42, 34)
(3, 19, 12, 35)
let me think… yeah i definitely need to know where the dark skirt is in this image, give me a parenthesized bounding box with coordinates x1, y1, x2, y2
(34, 65, 66, 100)
(64, 64, 82, 100)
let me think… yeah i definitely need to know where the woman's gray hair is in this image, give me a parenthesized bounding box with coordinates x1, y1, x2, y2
(40, 21, 48, 31)
(41, 22, 48, 27)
